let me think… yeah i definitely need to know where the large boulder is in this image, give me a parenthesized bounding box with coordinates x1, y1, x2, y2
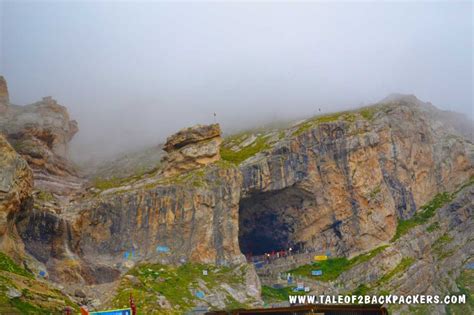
(161, 124, 222, 176)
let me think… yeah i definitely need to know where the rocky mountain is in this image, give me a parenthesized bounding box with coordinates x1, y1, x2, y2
(0, 75, 472, 314)
(237, 96, 472, 258)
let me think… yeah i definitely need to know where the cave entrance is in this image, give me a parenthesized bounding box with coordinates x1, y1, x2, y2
(238, 187, 310, 256)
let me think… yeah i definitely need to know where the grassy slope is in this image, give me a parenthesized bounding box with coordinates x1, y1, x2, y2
(261, 285, 305, 305)
(220, 133, 271, 165)
(288, 245, 389, 281)
(391, 192, 454, 242)
(0, 252, 77, 314)
(392, 176, 474, 242)
(107, 263, 251, 314)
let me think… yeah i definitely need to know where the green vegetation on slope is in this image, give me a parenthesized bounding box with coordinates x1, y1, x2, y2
(426, 222, 440, 233)
(221, 134, 271, 165)
(35, 190, 55, 203)
(377, 257, 415, 285)
(154, 166, 208, 189)
(108, 263, 250, 314)
(292, 104, 384, 137)
(432, 233, 455, 260)
(351, 284, 370, 296)
(0, 253, 32, 278)
(359, 107, 379, 120)
(392, 176, 474, 242)
(292, 112, 356, 136)
(348, 257, 415, 301)
(150, 161, 236, 189)
(261, 285, 304, 304)
(391, 192, 454, 242)
(92, 167, 155, 190)
(288, 245, 388, 281)
(446, 269, 474, 315)
(0, 254, 77, 314)
(219, 103, 386, 165)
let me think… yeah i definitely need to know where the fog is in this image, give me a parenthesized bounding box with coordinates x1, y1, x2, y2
(1, 1, 472, 163)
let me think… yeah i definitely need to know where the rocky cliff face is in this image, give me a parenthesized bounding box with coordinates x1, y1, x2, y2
(10, 121, 252, 312)
(256, 181, 473, 314)
(13, 121, 245, 288)
(73, 165, 244, 267)
(237, 97, 473, 257)
(0, 134, 33, 258)
(338, 185, 473, 314)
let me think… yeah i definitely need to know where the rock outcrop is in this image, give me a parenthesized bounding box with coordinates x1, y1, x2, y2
(161, 124, 222, 177)
(0, 76, 9, 113)
(0, 134, 33, 257)
(0, 90, 81, 197)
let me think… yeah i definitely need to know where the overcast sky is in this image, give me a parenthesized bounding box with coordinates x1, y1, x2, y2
(1, 1, 472, 162)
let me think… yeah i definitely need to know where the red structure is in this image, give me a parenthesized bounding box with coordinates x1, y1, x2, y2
(130, 293, 137, 315)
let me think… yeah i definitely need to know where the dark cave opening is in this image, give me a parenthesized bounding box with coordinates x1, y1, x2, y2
(238, 186, 310, 256)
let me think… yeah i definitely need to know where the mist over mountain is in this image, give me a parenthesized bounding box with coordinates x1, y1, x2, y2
(0, 1, 473, 313)
(1, 1, 472, 163)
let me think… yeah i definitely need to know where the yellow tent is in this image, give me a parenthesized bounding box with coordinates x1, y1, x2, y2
(314, 255, 328, 261)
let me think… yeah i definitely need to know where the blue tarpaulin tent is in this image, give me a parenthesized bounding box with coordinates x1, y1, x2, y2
(156, 245, 170, 253)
